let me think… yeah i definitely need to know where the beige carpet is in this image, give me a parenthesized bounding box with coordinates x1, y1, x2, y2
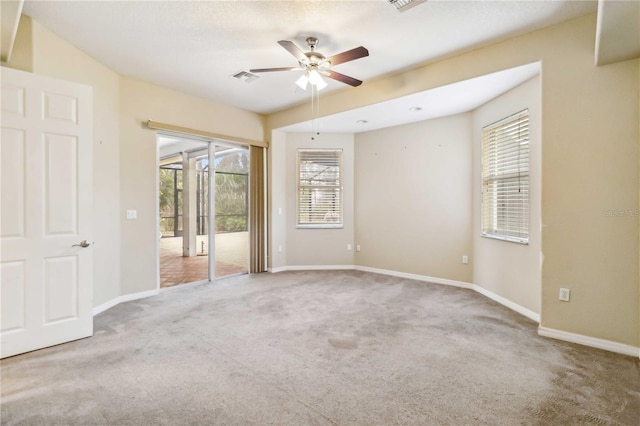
(1, 270, 639, 425)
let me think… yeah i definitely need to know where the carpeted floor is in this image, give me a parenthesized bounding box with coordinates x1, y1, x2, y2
(1, 270, 639, 425)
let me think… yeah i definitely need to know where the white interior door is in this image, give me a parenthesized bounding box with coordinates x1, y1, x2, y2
(1, 67, 93, 358)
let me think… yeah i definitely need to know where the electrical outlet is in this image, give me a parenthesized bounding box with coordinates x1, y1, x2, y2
(462, 255, 468, 264)
(559, 288, 570, 302)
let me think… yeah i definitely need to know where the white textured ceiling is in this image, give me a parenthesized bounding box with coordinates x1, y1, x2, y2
(22, 0, 596, 117)
(281, 61, 541, 133)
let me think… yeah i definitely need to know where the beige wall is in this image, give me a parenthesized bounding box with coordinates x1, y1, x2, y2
(472, 76, 542, 315)
(268, 131, 287, 270)
(6, 12, 639, 348)
(282, 133, 355, 267)
(119, 77, 265, 295)
(354, 113, 473, 283)
(539, 24, 638, 347)
(6, 15, 266, 305)
(19, 19, 122, 308)
(269, 14, 639, 347)
(4, 15, 32, 72)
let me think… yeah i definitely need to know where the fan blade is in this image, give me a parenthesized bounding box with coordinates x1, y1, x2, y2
(278, 40, 308, 63)
(250, 67, 300, 73)
(326, 46, 369, 66)
(324, 70, 363, 87)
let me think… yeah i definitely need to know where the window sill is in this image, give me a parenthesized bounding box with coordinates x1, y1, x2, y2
(297, 224, 344, 229)
(481, 233, 529, 245)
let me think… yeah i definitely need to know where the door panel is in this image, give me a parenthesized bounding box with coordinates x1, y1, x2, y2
(45, 133, 78, 235)
(1, 84, 25, 116)
(1, 66, 93, 358)
(0, 261, 25, 333)
(43, 91, 78, 124)
(0, 128, 25, 238)
(44, 256, 78, 323)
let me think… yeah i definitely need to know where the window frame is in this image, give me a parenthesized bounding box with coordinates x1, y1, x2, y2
(296, 148, 344, 229)
(481, 109, 530, 245)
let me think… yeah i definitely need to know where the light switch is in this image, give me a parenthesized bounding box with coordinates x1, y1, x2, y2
(126, 210, 137, 219)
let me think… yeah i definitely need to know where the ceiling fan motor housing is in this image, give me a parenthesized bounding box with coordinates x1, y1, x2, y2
(306, 37, 319, 49)
(304, 37, 328, 67)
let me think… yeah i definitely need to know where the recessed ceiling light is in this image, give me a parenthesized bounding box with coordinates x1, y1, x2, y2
(409, 107, 422, 112)
(356, 120, 368, 124)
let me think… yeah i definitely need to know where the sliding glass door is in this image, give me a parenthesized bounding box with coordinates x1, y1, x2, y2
(213, 144, 249, 277)
(158, 136, 249, 288)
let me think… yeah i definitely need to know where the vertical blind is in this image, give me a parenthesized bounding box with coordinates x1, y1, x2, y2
(481, 110, 530, 243)
(249, 145, 266, 272)
(297, 149, 343, 227)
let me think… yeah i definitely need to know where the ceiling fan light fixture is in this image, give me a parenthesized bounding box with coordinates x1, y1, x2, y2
(308, 70, 328, 90)
(296, 74, 309, 90)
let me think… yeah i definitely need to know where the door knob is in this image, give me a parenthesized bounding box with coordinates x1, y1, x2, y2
(72, 240, 91, 248)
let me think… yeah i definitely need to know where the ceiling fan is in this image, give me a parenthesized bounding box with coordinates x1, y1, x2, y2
(250, 37, 369, 90)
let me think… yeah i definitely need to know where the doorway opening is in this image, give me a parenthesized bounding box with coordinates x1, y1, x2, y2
(158, 135, 249, 288)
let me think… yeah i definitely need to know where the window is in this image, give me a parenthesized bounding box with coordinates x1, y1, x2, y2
(297, 149, 343, 228)
(481, 110, 529, 244)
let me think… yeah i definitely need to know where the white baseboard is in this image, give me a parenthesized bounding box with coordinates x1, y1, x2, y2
(472, 284, 540, 323)
(93, 289, 159, 316)
(354, 266, 540, 322)
(267, 266, 640, 358)
(353, 265, 473, 289)
(269, 265, 536, 321)
(538, 326, 640, 358)
(269, 265, 355, 273)
(269, 264, 473, 290)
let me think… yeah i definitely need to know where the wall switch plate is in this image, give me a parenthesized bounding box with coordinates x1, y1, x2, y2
(347, 244, 352, 251)
(356, 245, 361, 252)
(559, 288, 570, 302)
(126, 210, 137, 219)
(462, 255, 469, 264)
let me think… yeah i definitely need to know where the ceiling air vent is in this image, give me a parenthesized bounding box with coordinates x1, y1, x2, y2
(231, 71, 259, 83)
(389, 0, 426, 12)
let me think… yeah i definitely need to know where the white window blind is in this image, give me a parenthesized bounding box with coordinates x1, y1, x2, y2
(297, 149, 343, 228)
(481, 110, 529, 243)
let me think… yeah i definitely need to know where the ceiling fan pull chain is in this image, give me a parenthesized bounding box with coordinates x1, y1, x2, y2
(310, 85, 315, 140)
(310, 85, 321, 141)
(315, 86, 320, 139)
(311, 86, 316, 140)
